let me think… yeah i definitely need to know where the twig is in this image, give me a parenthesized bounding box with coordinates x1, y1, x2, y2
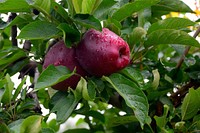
(170, 80, 200, 107)
(23, 40, 31, 51)
(176, 26, 200, 69)
(27, 92, 42, 114)
(108, 92, 122, 109)
(19, 61, 37, 79)
(10, 13, 18, 47)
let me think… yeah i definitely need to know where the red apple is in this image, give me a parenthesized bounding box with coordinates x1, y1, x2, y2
(76, 28, 130, 77)
(43, 40, 88, 91)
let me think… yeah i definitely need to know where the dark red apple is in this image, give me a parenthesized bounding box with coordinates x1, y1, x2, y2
(76, 28, 130, 77)
(43, 40, 88, 91)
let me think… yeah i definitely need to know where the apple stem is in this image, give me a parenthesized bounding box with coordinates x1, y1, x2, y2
(130, 42, 143, 63)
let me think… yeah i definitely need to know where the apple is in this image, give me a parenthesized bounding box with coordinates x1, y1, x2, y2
(76, 28, 130, 77)
(43, 40, 88, 91)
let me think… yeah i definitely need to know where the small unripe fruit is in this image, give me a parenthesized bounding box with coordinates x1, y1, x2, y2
(128, 27, 147, 45)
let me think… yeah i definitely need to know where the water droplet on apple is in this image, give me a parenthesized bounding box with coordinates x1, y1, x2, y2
(89, 33, 94, 40)
(96, 34, 100, 38)
(110, 58, 113, 61)
(59, 47, 63, 51)
(95, 40, 99, 44)
(54, 61, 60, 65)
(54, 59, 64, 65)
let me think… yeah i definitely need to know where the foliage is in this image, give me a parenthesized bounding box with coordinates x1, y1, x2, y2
(1, 0, 200, 132)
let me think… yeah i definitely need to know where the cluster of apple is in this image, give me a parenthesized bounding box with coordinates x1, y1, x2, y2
(43, 28, 130, 91)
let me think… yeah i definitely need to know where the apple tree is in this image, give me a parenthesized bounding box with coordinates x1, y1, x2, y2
(1, 0, 200, 132)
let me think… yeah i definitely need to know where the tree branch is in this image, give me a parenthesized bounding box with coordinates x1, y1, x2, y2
(176, 26, 200, 69)
(108, 92, 122, 109)
(23, 40, 31, 51)
(27, 91, 42, 114)
(9, 13, 18, 47)
(170, 80, 200, 107)
(19, 61, 38, 79)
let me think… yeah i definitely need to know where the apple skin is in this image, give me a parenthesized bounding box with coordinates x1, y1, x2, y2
(43, 40, 88, 91)
(76, 28, 130, 77)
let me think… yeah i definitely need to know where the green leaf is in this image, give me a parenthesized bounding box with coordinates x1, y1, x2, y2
(94, 0, 117, 20)
(82, 79, 96, 101)
(31, 40, 46, 59)
(0, 0, 30, 13)
(152, 0, 193, 13)
(1, 74, 14, 104)
(12, 76, 27, 101)
(41, 128, 55, 133)
(72, 0, 82, 14)
(104, 18, 122, 34)
(27, 0, 51, 17)
(106, 115, 138, 128)
(8, 119, 23, 133)
(152, 0, 193, 17)
(6, 58, 29, 76)
(37, 89, 50, 109)
(81, 0, 96, 14)
(148, 17, 196, 34)
(185, 58, 200, 80)
(17, 97, 36, 113)
(51, 2, 71, 23)
(10, 14, 33, 26)
(175, 121, 185, 131)
(21, 87, 27, 100)
(0, 14, 33, 30)
(193, 115, 200, 129)
(0, 47, 27, 70)
(181, 88, 200, 120)
(138, 8, 151, 28)
(85, 110, 105, 123)
(17, 20, 60, 40)
(72, 0, 98, 14)
(50, 91, 80, 123)
(0, 83, 6, 103)
(112, 0, 160, 22)
(74, 14, 102, 31)
(34, 65, 74, 90)
(66, 0, 75, 16)
(120, 67, 144, 86)
(79, 77, 89, 100)
(91, 0, 103, 14)
(74, 100, 90, 114)
(47, 119, 59, 132)
(73, 77, 85, 99)
(145, 29, 200, 48)
(0, 121, 10, 133)
(63, 128, 90, 133)
(20, 115, 42, 133)
(154, 105, 169, 129)
(151, 69, 160, 90)
(147, 89, 171, 101)
(57, 23, 80, 47)
(103, 73, 150, 128)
